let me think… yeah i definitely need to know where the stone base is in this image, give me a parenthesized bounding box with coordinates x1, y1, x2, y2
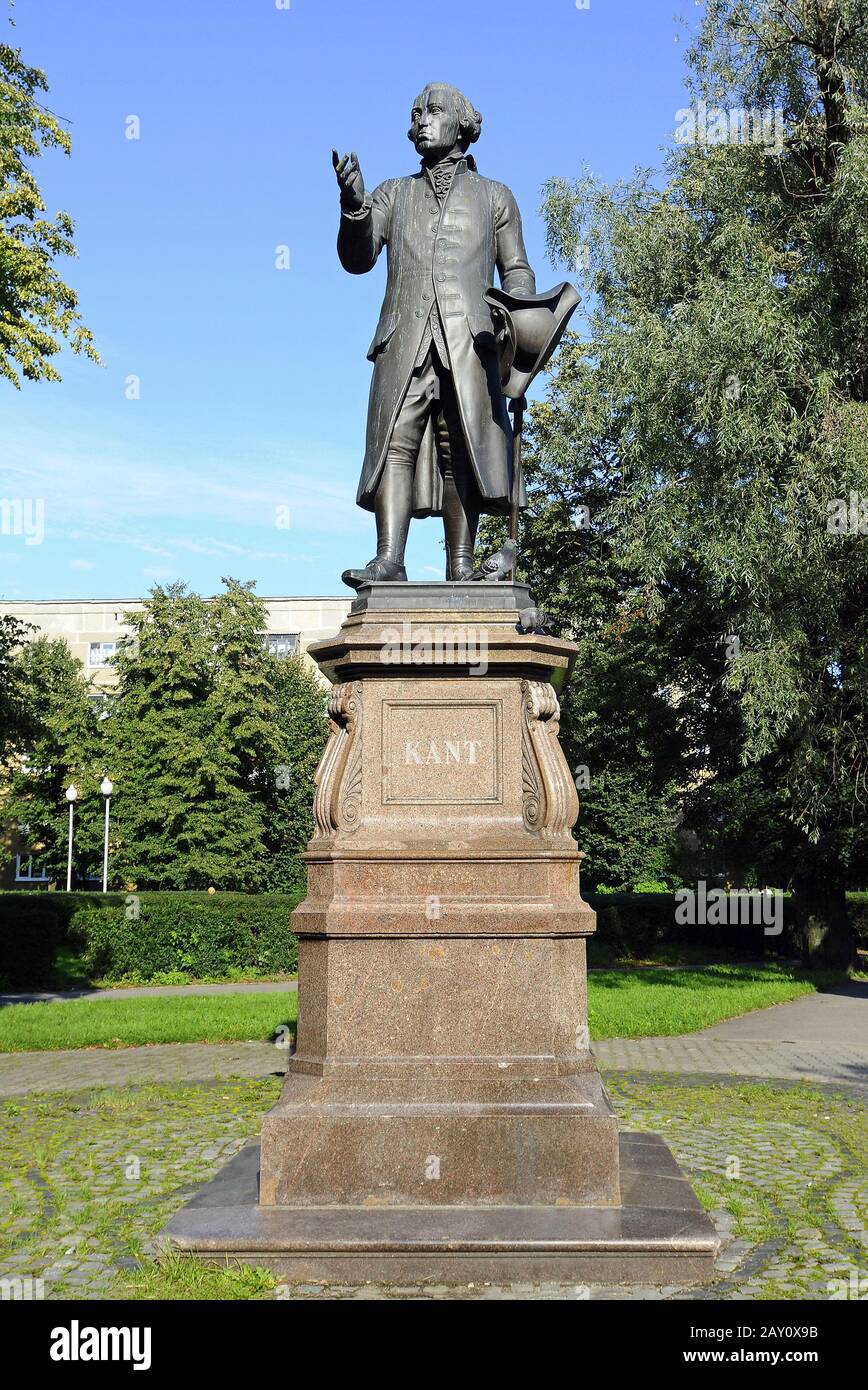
(259, 1065, 620, 1208)
(159, 1133, 720, 1285)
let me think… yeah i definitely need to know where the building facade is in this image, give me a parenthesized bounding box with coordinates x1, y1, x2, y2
(1, 595, 351, 692)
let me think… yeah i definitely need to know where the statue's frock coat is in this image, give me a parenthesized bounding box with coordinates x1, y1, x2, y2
(338, 158, 536, 516)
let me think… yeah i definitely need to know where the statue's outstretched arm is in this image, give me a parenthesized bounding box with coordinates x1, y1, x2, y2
(337, 178, 395, 276)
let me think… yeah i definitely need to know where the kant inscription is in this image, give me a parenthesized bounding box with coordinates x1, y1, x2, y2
(383, 700, 501, 804)
(404, 739, 481, 765)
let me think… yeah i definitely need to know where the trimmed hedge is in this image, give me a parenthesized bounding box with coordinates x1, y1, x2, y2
(0, 891, 300, 987)
(849, 892, 868, 944)
(0, 887, 863, 989)
(0, 897, 65, 988)
(588, 891, 801, 959)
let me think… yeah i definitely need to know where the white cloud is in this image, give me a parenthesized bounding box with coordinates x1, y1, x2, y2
(4, 433, 368, 564)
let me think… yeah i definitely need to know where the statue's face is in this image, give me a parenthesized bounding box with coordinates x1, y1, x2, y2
(410, 87, 461, 159)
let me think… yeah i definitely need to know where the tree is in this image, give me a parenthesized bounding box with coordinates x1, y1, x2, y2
(532, 0, 868, 963)
(0, 610, 30, 761)
(106, 582, 270, 890)
(3, 636, 104, 881)
(0, 30, 99, 384)
(262, 653, 328, 893)
(105, 579, 328, 891)
(205, 578, 328, 893)
(481, 348, 692, 893)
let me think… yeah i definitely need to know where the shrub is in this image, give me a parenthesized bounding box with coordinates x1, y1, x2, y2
(69, 892, 300, 982)
(0, 896, 65, 988)
(587, 891, 799, 960)
(0, 891, 301, 987)
(849, 892, 868, 945)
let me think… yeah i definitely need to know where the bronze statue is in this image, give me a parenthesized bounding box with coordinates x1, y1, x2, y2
(333, 82, 578, 588)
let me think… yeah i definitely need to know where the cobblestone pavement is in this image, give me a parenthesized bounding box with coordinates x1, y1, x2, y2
(0, 1042, 285, 1097)
(594, 1038, 868, 1087)
(4, 1032, 866, 1098)
(0, 1073, 865, 1301)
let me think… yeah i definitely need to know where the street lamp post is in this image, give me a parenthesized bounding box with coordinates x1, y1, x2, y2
(100, 774, 114, 893)
(65, 784, 78, 892)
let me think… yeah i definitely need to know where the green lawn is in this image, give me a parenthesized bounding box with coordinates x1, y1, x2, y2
(0, 962, 841, 1051)
(587, 963, 835, 1039)
(0, 991, 298, 1052)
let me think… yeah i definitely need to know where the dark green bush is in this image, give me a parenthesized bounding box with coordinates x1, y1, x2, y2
(588, 891, 800, 959)
(0, 891, 300, 986)
(69, 893, 300, 982)
(1, 886, 861, 990)
(588, 894, 670, 958)
(849, 892, 868, 944)
(0, 896, 65, 988)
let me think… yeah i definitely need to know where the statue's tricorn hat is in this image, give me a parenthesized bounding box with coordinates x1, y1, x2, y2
(483, 281, 580, 400)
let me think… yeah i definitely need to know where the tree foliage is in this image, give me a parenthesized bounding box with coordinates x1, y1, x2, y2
(0, 610, 30, 761)
(0, 31, 99, 384)
(104, 579, 327, 891)
(3, 636, 103, 881)
(528, 0, 868, 960)
(2, 581, 328, 891)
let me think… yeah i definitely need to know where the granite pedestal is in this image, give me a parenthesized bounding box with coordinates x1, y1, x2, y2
(160, 583, 719, 1283)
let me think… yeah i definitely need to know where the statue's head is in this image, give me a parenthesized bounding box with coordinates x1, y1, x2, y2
(408, 83, 482, 160)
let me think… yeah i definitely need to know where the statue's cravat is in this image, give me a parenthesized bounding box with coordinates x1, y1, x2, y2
(425, 150, 466, 202)
(430, 159, 457, 201)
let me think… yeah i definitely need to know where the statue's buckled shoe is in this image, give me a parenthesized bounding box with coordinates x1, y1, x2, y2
(341, 557, 408, 591)
(446, 551, 476, 583)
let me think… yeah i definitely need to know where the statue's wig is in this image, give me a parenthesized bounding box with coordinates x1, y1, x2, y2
(408, 83, 482, 152)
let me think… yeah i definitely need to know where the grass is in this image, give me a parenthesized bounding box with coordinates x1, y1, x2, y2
(0, 961, 842, 1051)
(45, 946, 297, 992)
(587, 962, 838, 1039)
(0, 991, 298, 1052)
(114, 1250, 278, 1301)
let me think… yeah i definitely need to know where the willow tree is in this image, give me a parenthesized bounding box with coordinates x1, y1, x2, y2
(535, 0, 868, 964)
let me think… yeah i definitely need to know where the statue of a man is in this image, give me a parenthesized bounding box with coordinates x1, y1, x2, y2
(333, 82, 536, 587)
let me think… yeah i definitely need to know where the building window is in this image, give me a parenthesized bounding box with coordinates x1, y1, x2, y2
(262, 633, 299, 659)
(88, 641, 118, 668)
(15, 855, 50, 883)
(88, 693, 114, 720)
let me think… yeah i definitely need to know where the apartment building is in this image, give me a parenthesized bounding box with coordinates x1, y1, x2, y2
(1, 595, 351, 692)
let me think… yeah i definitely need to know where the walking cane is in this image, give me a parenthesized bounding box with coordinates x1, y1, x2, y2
(508, 395, 527, 581)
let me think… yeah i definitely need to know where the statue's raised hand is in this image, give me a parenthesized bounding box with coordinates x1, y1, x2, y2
(332, 149, 366, 213)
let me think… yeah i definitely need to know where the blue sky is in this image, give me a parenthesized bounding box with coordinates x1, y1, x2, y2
(1, 0, 697, 601)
